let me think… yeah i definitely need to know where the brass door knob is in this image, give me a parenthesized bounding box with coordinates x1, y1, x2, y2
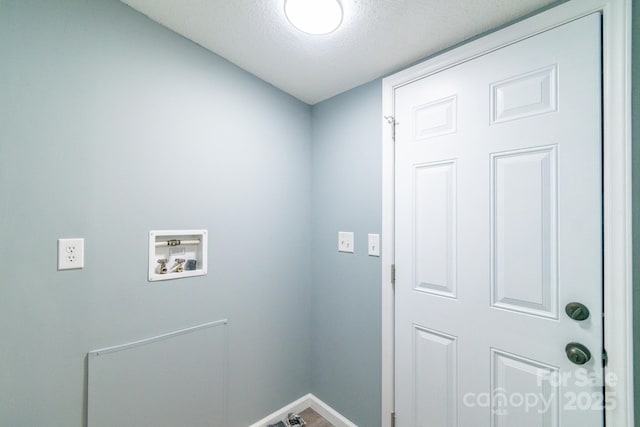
(565, 342, 591, 365)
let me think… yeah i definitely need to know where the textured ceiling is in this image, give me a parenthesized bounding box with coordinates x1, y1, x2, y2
(120, 0, 559, 105)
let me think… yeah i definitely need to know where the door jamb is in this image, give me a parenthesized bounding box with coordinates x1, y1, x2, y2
(380, 0, 633, 425)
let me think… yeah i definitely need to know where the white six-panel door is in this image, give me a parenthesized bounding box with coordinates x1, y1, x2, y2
(394, 14, 603, 427)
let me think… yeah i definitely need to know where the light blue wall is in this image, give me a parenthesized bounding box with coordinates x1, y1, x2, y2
(310, 80, 383, 427)
(0, 1, 312, 426)
(2, 1, 635, 426)
(632, 0, 639, 424)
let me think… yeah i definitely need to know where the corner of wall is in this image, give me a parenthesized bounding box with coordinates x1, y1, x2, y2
(632, 0, 640, 423)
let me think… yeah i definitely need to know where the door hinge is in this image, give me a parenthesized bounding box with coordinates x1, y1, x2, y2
(385, 115, 396, 141)
(602, 348, 608, 367)
(391, 411, 396, 427)
(391, 264, 396, 285)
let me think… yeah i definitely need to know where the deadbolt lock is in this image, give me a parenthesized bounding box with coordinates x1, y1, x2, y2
(565, 302, 590, 321)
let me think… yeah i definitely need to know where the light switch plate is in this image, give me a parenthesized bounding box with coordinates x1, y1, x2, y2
(368, 233, 380, 256)
(338, 231, 354, 253)
(58, 238, 85, 270)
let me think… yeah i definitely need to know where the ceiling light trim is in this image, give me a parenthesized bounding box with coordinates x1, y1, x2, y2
(284, 0, 344, 36)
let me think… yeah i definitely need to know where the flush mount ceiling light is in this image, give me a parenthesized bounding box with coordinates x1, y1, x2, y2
(284, 0, 343, 35)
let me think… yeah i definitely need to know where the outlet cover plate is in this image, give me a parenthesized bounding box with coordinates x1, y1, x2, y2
(58, 238, 85, 270)
(338, 231, 354, 253)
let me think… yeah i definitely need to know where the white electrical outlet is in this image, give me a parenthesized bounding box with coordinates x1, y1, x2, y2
(338, 231, 354, 253)
(58, 238, 85, 270)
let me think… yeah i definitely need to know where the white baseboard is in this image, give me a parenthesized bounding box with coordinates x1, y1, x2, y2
(248, 393, 357, 427)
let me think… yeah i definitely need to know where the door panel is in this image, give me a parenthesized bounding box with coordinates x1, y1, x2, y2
(490, 349, 559, 427)
(414, 161, 457, 298)
(414, 326, 458, 426)
(490, 65, 558, 124)
(491, 146, 558, 318)
(394, 13, 602, 427)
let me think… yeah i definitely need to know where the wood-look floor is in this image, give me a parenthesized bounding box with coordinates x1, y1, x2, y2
(298, 407, 334, 427)
(268, 407, 334, 427)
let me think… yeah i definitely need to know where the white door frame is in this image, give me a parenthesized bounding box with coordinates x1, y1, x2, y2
(380, 0, 633, 426)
